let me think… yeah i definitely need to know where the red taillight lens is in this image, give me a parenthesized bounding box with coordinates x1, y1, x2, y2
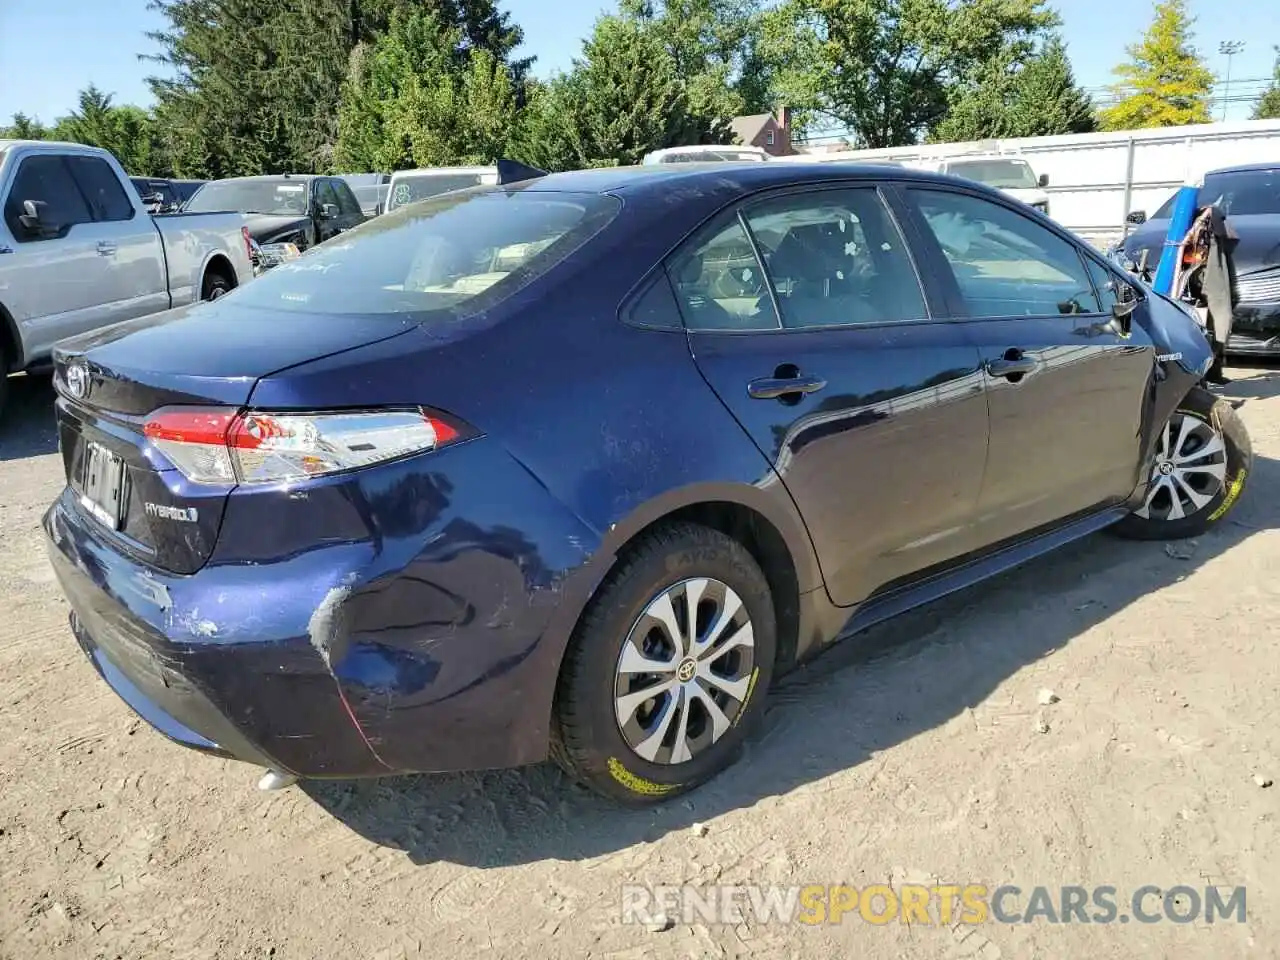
(144, 407, 466, 485)
(241, 225, 253, 263)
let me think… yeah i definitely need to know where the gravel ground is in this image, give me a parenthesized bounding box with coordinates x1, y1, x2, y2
(1, 366, 1278, 960)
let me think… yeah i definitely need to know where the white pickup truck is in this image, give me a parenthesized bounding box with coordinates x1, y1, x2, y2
(0, 140, 254, 416)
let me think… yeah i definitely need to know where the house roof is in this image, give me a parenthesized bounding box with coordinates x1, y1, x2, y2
(730, 113, 774, 145)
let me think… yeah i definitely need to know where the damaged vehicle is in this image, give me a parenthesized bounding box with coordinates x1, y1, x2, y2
(45, 161, 1252, 803)
(1119, 163, 1280, 355)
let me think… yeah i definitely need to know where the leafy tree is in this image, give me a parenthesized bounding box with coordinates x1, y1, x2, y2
(1254, 47, 1280, 120)
(1099, 0, 1213, 130)
(515, 15, 711, 170)
(1, 113, 49, 140)
(758, 0, 1059, 147)
(618, 0, 770, 121)
(146, 0, 529, 177)
(935, 35, 1096, 141)
(335, 9, 520, 171)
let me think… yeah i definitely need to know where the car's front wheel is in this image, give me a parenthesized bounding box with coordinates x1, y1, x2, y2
(551, 523, 776, 803)
(1113, 387, 1252, 540)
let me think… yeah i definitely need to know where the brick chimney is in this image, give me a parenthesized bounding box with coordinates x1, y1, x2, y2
(774, 104, 793, 152)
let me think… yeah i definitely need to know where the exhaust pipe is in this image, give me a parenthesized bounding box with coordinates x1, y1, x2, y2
(257, 769, 299, 791)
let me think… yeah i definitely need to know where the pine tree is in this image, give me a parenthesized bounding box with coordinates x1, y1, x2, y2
(1254, 47, 1280, 120)
(1099, 0, 1214, 130)
(935, 35, 1096, 141)
(516, 15, 709, 170)
(1, 113, 49, 140)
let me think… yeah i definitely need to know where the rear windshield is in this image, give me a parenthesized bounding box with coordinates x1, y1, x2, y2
(944, 160, 1039, 189)
(388, 173, 489, 209)
(1201, 168, 1280, 216)
(186, 178, 311, 216)
(224, 188, 620, 318)
(659, 150, 766, 163)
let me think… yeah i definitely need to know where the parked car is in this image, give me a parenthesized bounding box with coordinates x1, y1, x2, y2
(642, 144, 771, 164)
(386, 166, 498, 211)
(911, 154, 1051, 216)
(45, 161, 1249, 803)
(0, 140, 253, 417)
(340, 172, 391, 217)
(1120, 163, 1280, 355)
(183, 174, 365, 262)
(129, 177, 207, 214)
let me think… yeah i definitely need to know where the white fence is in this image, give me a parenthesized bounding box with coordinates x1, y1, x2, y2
(787, 119, 1280, 249)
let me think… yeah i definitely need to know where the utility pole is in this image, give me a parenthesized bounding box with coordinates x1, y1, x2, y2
(1219, 40, 1245, 121)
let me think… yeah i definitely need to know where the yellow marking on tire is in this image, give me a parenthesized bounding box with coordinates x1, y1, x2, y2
(1208, 469, 1247, 522)
(607, 757, 680, 796)
(731, 667, 761, 728)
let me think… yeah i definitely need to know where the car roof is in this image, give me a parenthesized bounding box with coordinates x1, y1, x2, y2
(391, 166, 496, 178)
(1207, 162, 1280, 175)
(207, 174, 317, 184)
(517, 161, 965, 198)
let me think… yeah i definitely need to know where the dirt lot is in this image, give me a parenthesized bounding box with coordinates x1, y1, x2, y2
(1, 367, 1278, 960)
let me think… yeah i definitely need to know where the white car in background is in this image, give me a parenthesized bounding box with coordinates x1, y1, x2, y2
(915, 155, 1052, 216)
(0, 140, 253, 417)
(642, 144, 771, 164)
(386, 166, 499, 211)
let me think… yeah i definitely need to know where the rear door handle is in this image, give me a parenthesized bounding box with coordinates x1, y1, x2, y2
(96, 241, 117, 256)
(984, 349, 1038, 380)
(748, 374, 827, 400)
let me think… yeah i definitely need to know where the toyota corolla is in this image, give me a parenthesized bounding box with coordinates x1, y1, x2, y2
(45, 161, 1251, 803)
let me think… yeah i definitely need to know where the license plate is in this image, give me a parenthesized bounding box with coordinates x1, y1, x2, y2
(76, 441, 125, 530)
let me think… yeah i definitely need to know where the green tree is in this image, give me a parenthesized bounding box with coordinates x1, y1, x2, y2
(1254, 47, 1280, 120)
(1, 113, 49, 140)
(935, 35, 1096, 141)
(516, 15, 709, 170)
(335, 9, 520, 171)
(1099, 0, 1213, 130)
(758, 0, 1059, 147)
(146, 0, 528, 177)
(618, 0, 770, 122)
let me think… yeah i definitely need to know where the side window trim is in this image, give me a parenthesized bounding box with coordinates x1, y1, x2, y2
(904, 182, 1107, 322)
(735, 206, 786, 330)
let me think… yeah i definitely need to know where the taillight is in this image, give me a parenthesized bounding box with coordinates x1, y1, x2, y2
(241, 225, 253, 263)
(144, 407, 466, 485)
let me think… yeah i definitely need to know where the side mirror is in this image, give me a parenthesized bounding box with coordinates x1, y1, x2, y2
(1112, 282, 1139, 334)
(18, 199, 60, 238)
(320, 203, 340, 220)
(1126, 210, 1147, 225)
(1037, 173, 1049, 187)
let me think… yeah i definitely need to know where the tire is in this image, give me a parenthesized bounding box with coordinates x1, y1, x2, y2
(201, 270, 232, 301)
(551, 523, 777, 804)
(1112, 386, 1252, 540)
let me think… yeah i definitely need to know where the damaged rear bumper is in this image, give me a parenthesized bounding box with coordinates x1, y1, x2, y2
(42, 437, 606, 779)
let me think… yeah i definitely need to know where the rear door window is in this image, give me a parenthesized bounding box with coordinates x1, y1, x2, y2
(3, 155, 94, 241)
(334, 180, 363, 218)
(66, 156, 135, 222)
(742, 188, 927, 328)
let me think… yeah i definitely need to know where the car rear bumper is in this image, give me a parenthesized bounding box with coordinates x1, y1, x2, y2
(43, 438, 607, 779)
(1228, 302, 1280, 355)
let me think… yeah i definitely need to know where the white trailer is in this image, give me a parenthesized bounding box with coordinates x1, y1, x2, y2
(785, 119, 1280, 249)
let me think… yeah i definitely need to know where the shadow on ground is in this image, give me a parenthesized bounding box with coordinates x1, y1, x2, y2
(0, 375, 58, 462)
(306, 442, 1280, 868)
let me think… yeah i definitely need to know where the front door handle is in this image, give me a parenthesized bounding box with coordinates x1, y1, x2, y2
(96, 241, 117, 256)
(984, 349, 1038, 380)
(748, 373, 827, 400)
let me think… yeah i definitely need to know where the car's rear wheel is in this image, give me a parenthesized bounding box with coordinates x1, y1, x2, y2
(201, 270, 232, 301)
(551, 523, 776, 803)
(1113, 387, 1251, 540)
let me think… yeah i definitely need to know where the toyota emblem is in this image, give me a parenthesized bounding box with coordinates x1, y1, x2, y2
(66, 363, 90, 400)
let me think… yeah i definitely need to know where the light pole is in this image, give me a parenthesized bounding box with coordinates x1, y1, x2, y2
(1219, 40, 1245, 121)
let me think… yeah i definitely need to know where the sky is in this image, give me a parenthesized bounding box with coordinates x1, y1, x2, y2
(0, 0, 1276, 128)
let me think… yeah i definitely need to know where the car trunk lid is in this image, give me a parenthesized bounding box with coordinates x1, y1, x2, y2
(52, 299, 418, 574)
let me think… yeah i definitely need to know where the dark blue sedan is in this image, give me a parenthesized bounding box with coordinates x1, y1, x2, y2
(45, 161, 1251, 803)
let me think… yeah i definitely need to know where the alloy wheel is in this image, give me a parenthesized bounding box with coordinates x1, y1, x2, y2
(613, 577, 756, 765)
(1135, 411, 1228, 521)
